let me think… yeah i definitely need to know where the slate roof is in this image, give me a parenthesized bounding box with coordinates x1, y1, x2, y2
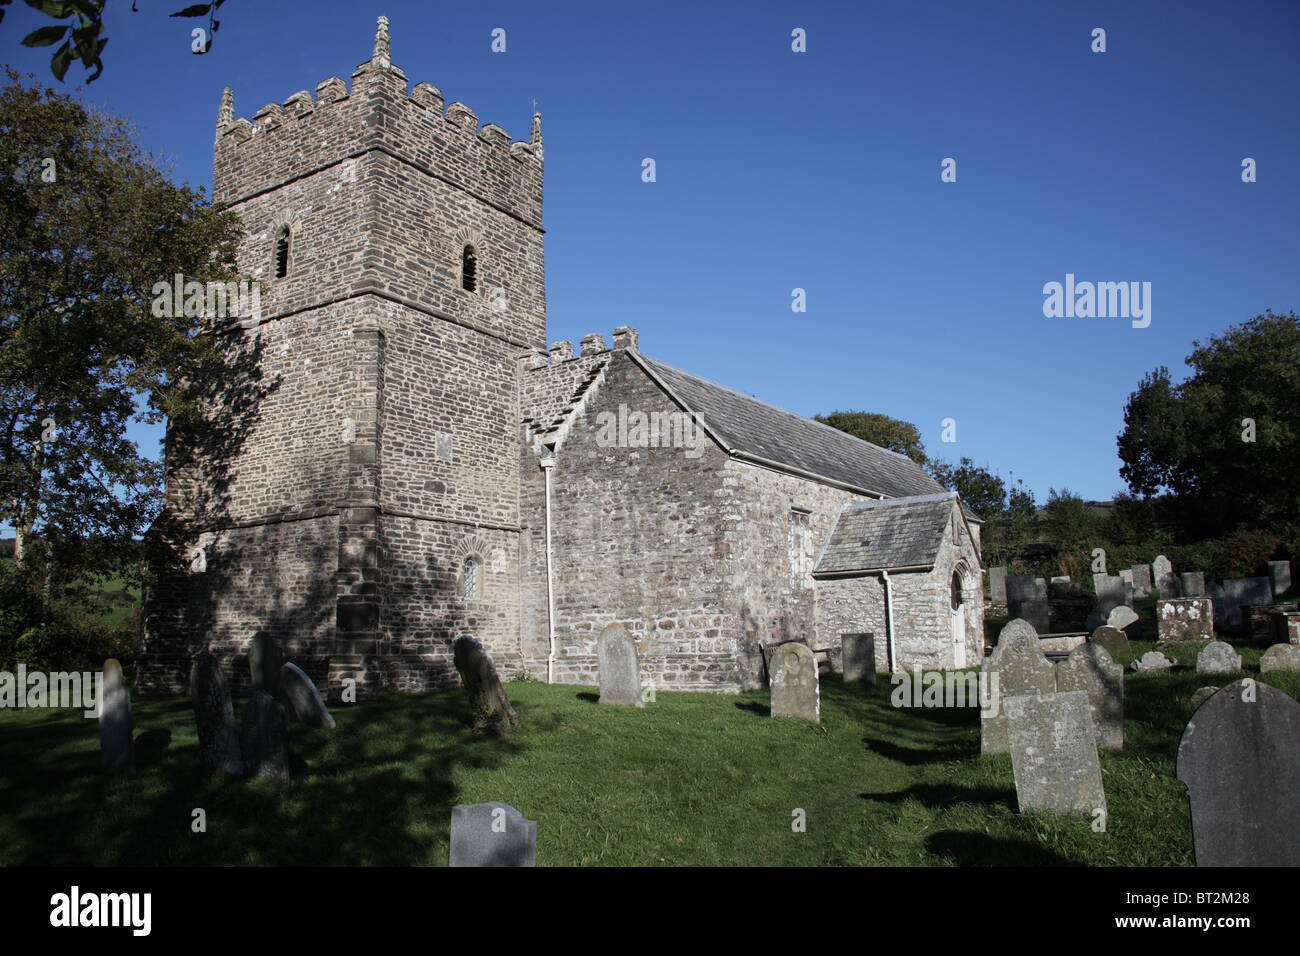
(814, 492, 960, 575)
(634, 353, 948, 499)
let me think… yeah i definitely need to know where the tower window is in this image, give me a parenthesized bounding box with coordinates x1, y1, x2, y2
(275, 226, 290, 279)
(462, 555, 481, 600)
(461, 244, 478, 292)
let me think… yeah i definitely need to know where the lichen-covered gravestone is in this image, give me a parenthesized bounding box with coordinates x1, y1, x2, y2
(98, 658, 135, 773)
(1107, 605, 1140, 635)
(597, 623, 644, 707)
(1056, 643, 1123, 750)
(449, 801, 537, 867)
(241, 689, 290, 782)
(1156, 598, 1214, 644)
(1190, 686, 1220, 709)
(453, 635, 520, 731)
(1259, 644, 1300, 674)
(279, 662, 336, 728)
(1177, 679, 1300, 866)
(770, 642, 819, 722)
(1130, 565, 1152, 599)
(1089, 625, 1131, 659)
(1152, 555, 1179, 596)
(1196, 641, 1241, 676)
(191, 651, 242, 775)
(981, 621, 1055, 755)
(1132, 651, 1175, 672)
(1005, 690, 1107, 817)
(249, 630, 282, 695)
(841, 633, 876, 684)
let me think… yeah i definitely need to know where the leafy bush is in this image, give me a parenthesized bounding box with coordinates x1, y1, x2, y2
(1211, 529, 1280, 580)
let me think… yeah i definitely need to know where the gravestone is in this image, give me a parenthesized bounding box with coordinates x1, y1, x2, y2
(1180, 572, 1205, 598)
(453, 635, 521, 730)
(1207, 582, 1234, 631)
(1259, 643, 1300, 674)
(1190, 686, 1220, 709)
(981, 621, 1056, 755)
(841, 633, 876, 684)
(1275, 611, 1300, 646)
(280, 662, 336, 728)
(1224, 577, 1272, 609)
(1132, 651, 1175, 672)
(989, 566, 1007, 603)
(1130, 565, 1152, 599)
(770, 642, 819, 723)
(1093, 574, 1125, 616)
(241, 689, 290, 782)
(1018, 601, 1051, 634)
(1156, 598, 1214, 644)
(1007, 577, 1048, 631)
(597, 623, 644, 707)
(98, 659, 135, 773)
(249, 631, 282, 695)
(1057, 642, 1123, 749)
(191, 651, 242, 775)
(1051, 576, 1071, 585)
(1119, 569, 1132, 587)
(1268, 561, 1292, 598)
(449, 801, 537, 867)
(1152, 555, 1179, 597)
(1005, 691, 1107, 817)
(1090, 625, 1131, 659)
(1107, 605, 1139, 636)
(1177, 679, 1300, 866)
(1196, 641, 1242, 675)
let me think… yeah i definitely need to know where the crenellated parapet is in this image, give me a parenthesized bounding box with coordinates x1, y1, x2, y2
(213, 16, 544, 227)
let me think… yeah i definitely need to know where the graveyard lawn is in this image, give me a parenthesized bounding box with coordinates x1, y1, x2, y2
(2, 664, 1298, 866)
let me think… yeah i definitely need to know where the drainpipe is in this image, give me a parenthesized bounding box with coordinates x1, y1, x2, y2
(881, 570, 898, 674)
(539, 452, 557, 683)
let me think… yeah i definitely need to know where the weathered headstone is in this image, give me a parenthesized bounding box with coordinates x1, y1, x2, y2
(1152, 555, 1179, 597)
(1093, 574, 1125, 616)
(770, 642, 819, 723)
(1057, 642, 1123, 749)
(597, 623, 644, 707)
(981, 621, 1056, 755)
(1130, 565, 1152, 599)
(1207, 582, 1234, 631)
(1005, 691, 1107, 817)
(841, 633, 876, 684)
(1196, 641, 1242, 675)
(1132, 651, 1175, 672)
(241, 689, 290, 782)
(989, 566, 1007, 603)
(279, 662, 336, 728)
(1224, 577, 1272, 608)
(1180, 572, 1205, 598)
(191, 651, 242, 775)
(98, 659, 135, 773)
(1156, 597, 1214, 644)
(1190, 686, 1219, 709)
(1268, 561, 1292, 598)
(249, 630, 282, 695)
(1107, 605, 1139, 635)
(453, 635, 521, 730)
(1259, 643, 1300, 674)
(1019, 601, 1051, 634)
(449, 801, 537, 867)
(1051, 575, 1071, 585)
(1177, 679, 1300, 866)
(1090, 625, 1131, 659)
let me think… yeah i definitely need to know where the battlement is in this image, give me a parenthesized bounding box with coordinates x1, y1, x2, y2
(213, 16, 544, 228)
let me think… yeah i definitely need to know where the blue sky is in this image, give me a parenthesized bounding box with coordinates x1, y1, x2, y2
(4, 0, 1298, 504)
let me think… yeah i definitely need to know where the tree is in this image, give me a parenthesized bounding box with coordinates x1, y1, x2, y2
(928, 457, 1006, 519)
(1118, 310, 1300, 535)
(1, 1, 226, 83)
(816, 409, 928, 465)
(0, 69, 242, 598)
(1042, 487, 1090, 552)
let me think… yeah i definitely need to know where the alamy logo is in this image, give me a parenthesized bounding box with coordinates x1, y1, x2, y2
(0, 665, 101, 718)
(1042, 274, 1151, 328)
(594, 404, 707, 459)
(890, 669, 1001, 717)
(49, 886, 151, 936)
(151, 273, 262, 327)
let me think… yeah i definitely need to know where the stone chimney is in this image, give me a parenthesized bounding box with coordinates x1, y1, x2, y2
(548, 340, 573, 362)
(612, 326, 639, 351)
(579, 333, 607, 356)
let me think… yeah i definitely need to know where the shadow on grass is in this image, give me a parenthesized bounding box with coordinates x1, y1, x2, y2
(576, 692, 599, 704)
(734, 701, 770, 717)
(926, 830, 1077, 866)
(862, 737, 974, 765)
(860, 782, 1017, 812)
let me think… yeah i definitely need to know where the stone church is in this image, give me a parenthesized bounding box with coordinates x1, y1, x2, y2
(136, 19, 984, 699)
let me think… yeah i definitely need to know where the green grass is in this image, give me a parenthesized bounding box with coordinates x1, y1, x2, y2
(4, 659, 1297, 866)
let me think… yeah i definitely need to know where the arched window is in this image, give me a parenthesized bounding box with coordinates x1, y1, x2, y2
(462, 555, 481, 600)
(950, 571, 963, 611)
(461, 244, 478, 292)
(274, 226, 291, 279)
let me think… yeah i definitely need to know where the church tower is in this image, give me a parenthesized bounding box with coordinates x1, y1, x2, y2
(138, 17, 545, 697)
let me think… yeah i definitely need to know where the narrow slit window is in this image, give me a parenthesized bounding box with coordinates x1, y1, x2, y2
(275, 226, 290, 279)
(461, 244, 478, 292)
(463, 555, 480, 600)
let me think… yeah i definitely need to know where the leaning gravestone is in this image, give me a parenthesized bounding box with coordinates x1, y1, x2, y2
(770, 642, 819, 723)
(449, 801, 537, 867)
(1259, 643, 1300, 674)
(98, 658, 135, 773)
(1093, 574, 1125, 616)
(1130, 565, 1152, 599)
(1005, 691, 1107, 816)
(1107, 605, 1140, 635)
(279, 662, 336, 728)
(981, 621, 1056, 755)
(249, 631, 283, 695)
(1152, 555, 1179, 597)
(1196, 641, 1242, 675)
(1132, 651, 1175, 672)
(1268, 561, 1292, 598)
(597, 623, 644, 707)
(191, 651, 242, 775)
(989, 566, 1007, 603)
(841, 633, 876, 684)
(1180, 572, 1206, 598)
(241, 689, 290, 782)
(1090, 625, 1131, 659)
(453, 635, 521, 730)
(1057, 643, 1123, 750)
(1177, 679, 1300, 866)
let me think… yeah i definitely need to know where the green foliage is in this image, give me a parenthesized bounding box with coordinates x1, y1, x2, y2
(1210, 528, 1279, 580)
(815, 409, 928, 465)
(1042, 488, 1094, 552)
(927, 457, 1005, 519)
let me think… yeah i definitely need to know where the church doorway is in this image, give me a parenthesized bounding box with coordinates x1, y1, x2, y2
(950, 569, 966, 669)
